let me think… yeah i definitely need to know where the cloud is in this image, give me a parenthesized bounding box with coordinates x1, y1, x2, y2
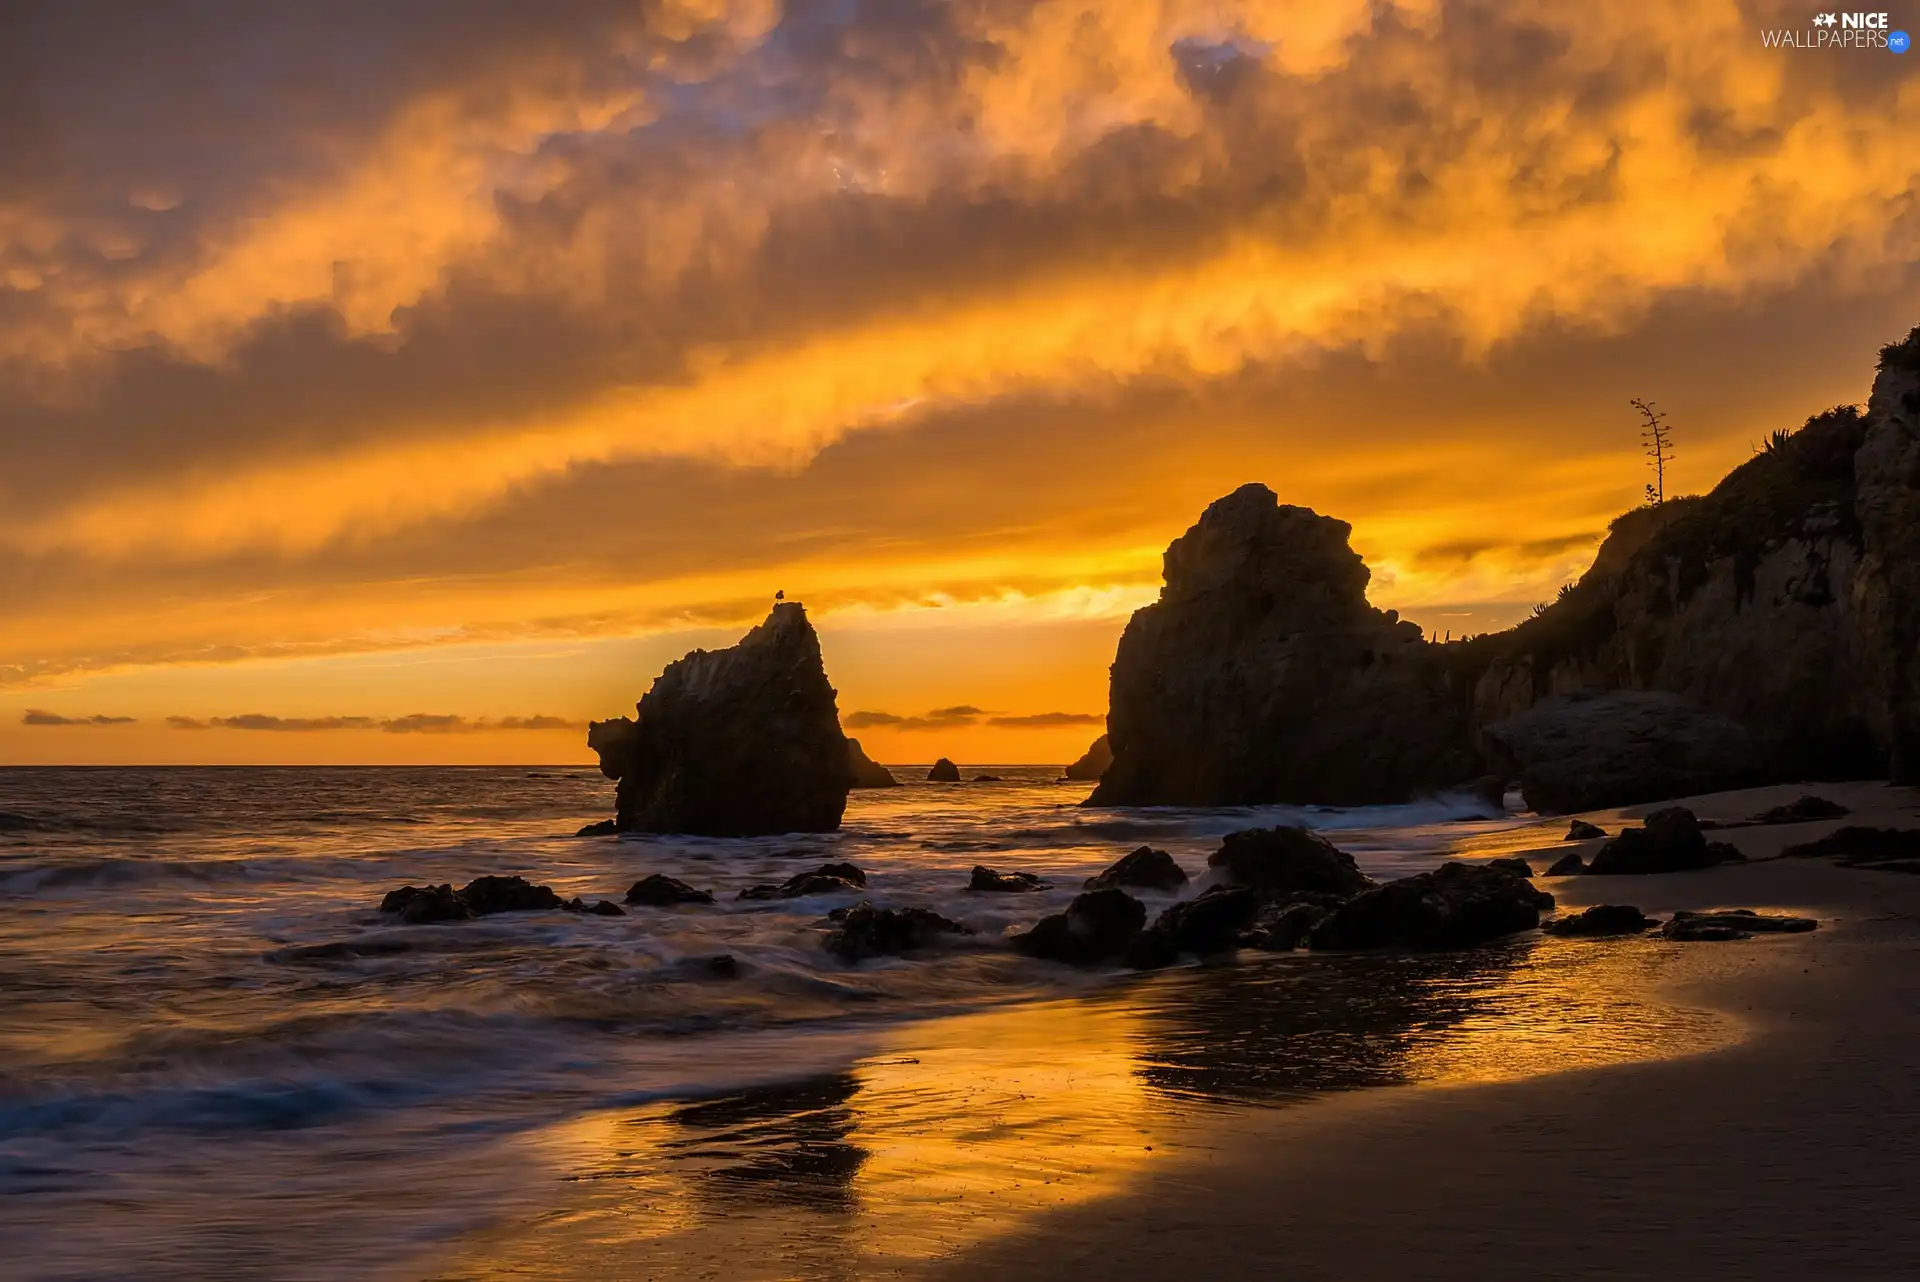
(845, 705, 986, 731)
(21, 709, 135, 726)
(162, 713, 584, 733)
(984, 711, 1105, 729)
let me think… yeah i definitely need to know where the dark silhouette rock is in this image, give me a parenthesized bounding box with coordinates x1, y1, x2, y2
(1471, 775, 1508, 814)
(1566, 819, 1607, 840)
(825, 903, 972, 962)
(968, 865, 1048, 892)
(0, 810, 38, 831)
(1542, 904, 1652, 937)
(1063, 733, 1113, 781)
(1124, 885, 1261, 968)
(1307, 862, 1553, 951)
(1855, 326, 1920, 782)
(624, 874, 716, 906)
(738, 862, 867, 901)
(1752, 795, 1849, 824)
(1544, 851, 1587, 876)
(458, 875, 565, 915)
(971, 774, 1003, 783)
(846, 738, 899, 788)
(1240, 899, 1335, 952)
(706, 953, 740, 978)
(584, 899, 626, 917)
(1206, 826, 1373, 901)
(927, 758, 961, 782)
(1013, 888, 1146, 966)
(1586, 807, 1741, 875)
(1783, 826, 1920, 867)
(1481, 691, 1763, 814)
(1663, 909, 1818, 941)
(1089, 485, 1480, 807)
(586, 602, 851, 836)
(1488, 857, 1533, 877)
(379, 883, 472, 924)
(1084, 846, 1189, 892)
(574, 819, 619, 837)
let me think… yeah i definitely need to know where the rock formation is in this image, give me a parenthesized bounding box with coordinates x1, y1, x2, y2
(586, 603, 852, 836)
(1584, 807, 1741, 875)
(1306, 862, 1553, 951)
(1542, 904, 1653, 937)
(1084, 846, 1188, 892)
(737, 862, 866, 900)
(1662, 909, 1817, 941)
(1089, 485, 1481, 807)
(1205, 826, 1373, 899)
(927, 758, 961, 782)
(625, 874, 714, 906)
(1854, 327, 1920, 781)
(1481, 691, 1762, 814)
(1063, 734, 1112, 781)
(846, 738, 899, 788)
(826, 903, 973, 962)
(968, 865, 1048, 892)
(1013, 888, 1147, 965)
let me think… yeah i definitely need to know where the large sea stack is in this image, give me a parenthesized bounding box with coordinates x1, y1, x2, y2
(1089, 484, 1479, 807)
(586, 602, 852, 836)
(1855, 328, 1920, 782)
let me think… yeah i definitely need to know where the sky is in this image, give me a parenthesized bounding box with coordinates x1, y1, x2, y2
(2, 0, 1917, 766)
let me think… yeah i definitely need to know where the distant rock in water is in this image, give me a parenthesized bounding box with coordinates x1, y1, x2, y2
(846, 737, 900, 788)
(1307, 862, 1553, 951)
(738, 863, 866, 900)
(574, 819, 618, 838)
(1062, 734, 1112, 781)
(586, 602, 851, 836)
(968, 865, 1048, 892)
(379, 883, 472, 924)
(1084, 846, 1188, 892)
(971, 774, 1003, 783)
(1482, 691, 1762, 815)
(1090, 484, 1480, 807)
(379, 875, 567, 923)
(624, 874, 715, 906)
(825, 903, 972, 963)
(1585, 807, 1742, 875)
(927, 758, 961, 782)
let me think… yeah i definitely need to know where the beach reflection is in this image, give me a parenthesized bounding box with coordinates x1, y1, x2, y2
(438, 937, 1728, 1280)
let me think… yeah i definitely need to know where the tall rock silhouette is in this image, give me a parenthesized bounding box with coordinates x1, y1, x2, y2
(587, 602, 851, 835)
(1856, 327, 1920, 782)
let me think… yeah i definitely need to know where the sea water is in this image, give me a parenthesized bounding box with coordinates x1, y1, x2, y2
(0, 767, 1716, 1279)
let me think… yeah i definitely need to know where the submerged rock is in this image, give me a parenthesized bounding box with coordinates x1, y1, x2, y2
(0, 810, 39, 831)
(1090, 484, 1480, 807)
(1013, 888, 1146, 966)
(1663, 909, 1818, 941)
(586, 602, 851, 837)
(706, 953, 741, 978)
(1586, 807, 1742, 875)
(1207, 826, 1373, 901)
(379, 883, 473, 924)
(1544, 852, 1588, 877)
(968, 865, 1048, 892)
(1482, 691, 1763, 815)
(1566, 819, 1607, 840)
(739, 862, 867, 901)
(1752, 795, 1850, 824)
(846, 738, 900, 788)
(1542, 904, 1653, 937)
(1063, 733, 1113, 782)
(825, 903, 972, 962)
(624, 874, 716, 906)
(1307, 862, 1553, 951)
(1084, 846, 1189, 892)
(1488, 857, 1534, 877)
(927, 758, 961, 782)
(582, 899, 627, 917)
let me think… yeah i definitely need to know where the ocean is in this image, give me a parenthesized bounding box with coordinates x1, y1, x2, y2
(0, 767, 1719, 1279)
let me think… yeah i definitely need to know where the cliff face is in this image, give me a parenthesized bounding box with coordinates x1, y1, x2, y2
(1459, 403, 1883, 780)
(587, 602, 851, 835)
(1090, 484, 1480, 807)
(1854, 328, 1920, 782)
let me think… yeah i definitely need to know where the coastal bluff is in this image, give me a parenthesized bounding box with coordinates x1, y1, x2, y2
(1091, 325, 1920, 811)
(586, 602, 852, 836)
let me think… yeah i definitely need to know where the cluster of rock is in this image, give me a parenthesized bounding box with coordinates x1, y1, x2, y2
(1539, 807, 1743, 877)
(1086, 326, 1920, 811)
(379, 875, 624, 924)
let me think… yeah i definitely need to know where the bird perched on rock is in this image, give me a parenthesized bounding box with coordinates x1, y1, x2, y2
(774, 590, 785, 601)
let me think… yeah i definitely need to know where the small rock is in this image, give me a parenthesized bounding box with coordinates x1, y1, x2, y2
(1542, 904, 1652, 937)
(738, 863, 868, 900)
(1207, 827, 1373, 901)
(825, 903, 972, 962)
(1308, 862, 1553, 951)
(1084, 846, 1189, 892)
(707, 954, 740, 978)
(624, 874, 716, 906)
(1586, 808, 1739, 875)
(1239, 899, 1335, 953)
(1125, 885, 1262, 968)
(1013, 888, 1147, 966)
(927, 758, 961, 782)
(586, 899, 626, 917)
(575, 819, 619, 837)
(1544, 851, 1587, 876)
(1663, 909, 1817, 941)
(969, 865, 1049, 892)
(1566, 820, 1607, 841)
(971, 774, 1004, 783)
(1752, 795, 1850, 825)
(458, 875, 566, 915)
(379, 883, 473, 924)
(1488, 856, 1534, 877)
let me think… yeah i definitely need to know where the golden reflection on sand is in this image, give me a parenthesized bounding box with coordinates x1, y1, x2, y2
(432, 938, 1734, 1280)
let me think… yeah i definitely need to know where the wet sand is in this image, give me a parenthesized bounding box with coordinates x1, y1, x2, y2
(934, 782, 1920, 1281)
(427, 782, 1920, 1281)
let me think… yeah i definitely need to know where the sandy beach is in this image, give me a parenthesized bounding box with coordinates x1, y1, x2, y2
(933, 781, 1920, 1282)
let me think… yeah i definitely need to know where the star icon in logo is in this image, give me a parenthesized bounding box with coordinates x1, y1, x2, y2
(1814, 12, 1837, 25)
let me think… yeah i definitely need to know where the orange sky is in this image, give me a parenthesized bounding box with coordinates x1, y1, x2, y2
(2, 0, 1917, 765)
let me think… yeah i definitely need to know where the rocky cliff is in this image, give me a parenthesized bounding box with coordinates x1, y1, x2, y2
(1088, 484, 1480, 807)
(1855, 327, 1920, 782)
(587, 602, 852, 835)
